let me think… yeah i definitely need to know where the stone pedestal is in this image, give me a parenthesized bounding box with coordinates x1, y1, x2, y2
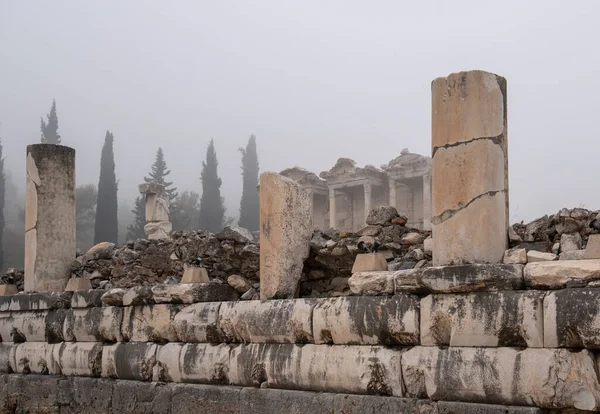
(181, 267, 209, 284)
(25, 144, 76, 292)
(0, 284, 18, 296)
(351, 253, 388, 273)
(65, 277, 92, 292)
(139, 182, 171, 240)
(431, 71, 508, 265)
(260, 172, 313, 299)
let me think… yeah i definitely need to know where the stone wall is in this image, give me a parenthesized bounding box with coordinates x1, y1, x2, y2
(3, 260, 600, 412)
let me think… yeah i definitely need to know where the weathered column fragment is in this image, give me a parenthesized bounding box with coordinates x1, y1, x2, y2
(363, 182, 372, 224)
(139, 182, 172, 240)
(25, 144, 76, 292)
(388, 179, 396, 207)
(431, 70, 508, 265)
(260, 172, 312, 299)
(422, 172, 431, 230)
(328, 188, 336, 229)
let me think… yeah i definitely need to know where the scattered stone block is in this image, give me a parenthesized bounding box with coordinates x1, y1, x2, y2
(393, 269, 425, 293)
(70, 289, 106, 308)
(561, 232, 583, 253)
(122, 304, 181, 342)
(122, 286, 155, 306)
(179, 343, 231, 384)
(348, 271, 395, 295)
(62, 306, 123, 342)
(524, 260, 600, 288)
(312, 295, 419, 345)
(65, 277, 92, 292)
(431, 71, 508, 265)
(101, 342, 158, 381)
(402, 346, 600, 410)
(152, 282, 239, 304)
(544, 288, 600, 348)
(229, 343, 403, 396)
(241, 388, 335, 414)
(526, 250, 557, 262)
(420, 291, 544, 347)
(560, 249, 586, 260)
(366, 206, 399, 226)
(215, 226, 254, 244)
(423, 237, 433, 254)
(356, 225, 382, 237)
(584, 234, 600, 259)
(53, 342, 103, 377)
(503, 248, 527, 264)
(259, 172, 312, 300)
(144, 221, 172, 240)
(101, 288, 128, 306)
(226, 274, 252, 293)
(181, 267, 209, 284)
(173, 302, 223, 343)
(0, 284, 17, 296)
(85, 242, 115, 261)
(219, 299, 314, 343)
(15, 342, 61, 374)
(351, 253, 388, 273)
(418, 264, 524, 293)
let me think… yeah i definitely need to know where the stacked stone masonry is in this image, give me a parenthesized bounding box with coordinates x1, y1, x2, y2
(4, 261, 600, 411)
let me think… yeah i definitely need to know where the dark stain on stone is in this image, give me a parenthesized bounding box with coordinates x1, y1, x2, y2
(10, 328, 26, 343)
(45, 309, 67, 343)
(90, 344, 103, 377)
(553, 288, 600, 347)
(211, 363, 229, 385)
(206, 325, 224, 344)
(430, 312, 451, 345)
(20, 357, 30, 374)
(498, 326, 527, 348)
(319, 329, 333, 344)
(366, 362, 392, 396)
(251, 363, 267, 387)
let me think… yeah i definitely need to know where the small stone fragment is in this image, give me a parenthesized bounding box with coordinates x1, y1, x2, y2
(503, 248, 527, 264)
(526, 251, 557, 262)
(227, 275, 252, 293)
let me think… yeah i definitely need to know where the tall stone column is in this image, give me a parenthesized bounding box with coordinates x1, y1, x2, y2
(363, 182, 372, 223)
(388, 179, 396, 207)
(25, 144, 76, 292)
(422, 173, 432, 230)
(431, 70, 508, 265)
(329, 188, 337, 229)
(260, 172, 312, 299)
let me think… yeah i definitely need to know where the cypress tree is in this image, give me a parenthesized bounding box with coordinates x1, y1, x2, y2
(126, 197, 146, 240)
(0, 137, 5, 270)
(94, 131, 118, 244)
(238, 135, 259, 231)
(40, 100, 61, 144)
(199, 139, 225, 232)
(144, 148, 177, 202)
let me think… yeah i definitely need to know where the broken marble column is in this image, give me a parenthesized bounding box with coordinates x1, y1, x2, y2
(431, 70, 508, 265)
(139, 182, 172, 240)
(25, 144, 76, 292)
(259, 172, 312, 299)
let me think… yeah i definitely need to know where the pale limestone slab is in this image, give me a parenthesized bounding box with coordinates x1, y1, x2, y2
(53, 342, 103, 377)
(154, 342, 184, 382)
(418, 264, 523, 293)
(420, 291, 544, 347)
(351, 253, 387, 273)
(259, 172, 312, 299)
(0, 309, 66, 343)
(526, 251, 557, 262)
(0, 285, 17, 296)
(180, 267, 209, 284)
(503, 248, 527, 264)
(219, 299, 313, 343)
(173, 302, 223, 343)
(63, 307, 123, 342)
(101, 342, 158, 380)
(402, 346, 600, 410)
(524, 259, 600, 288)
(584, 234, 600, 259)
(312, 295, 419, 345)
(122, 304, 180, 342)
(15, 342, 60, 375)
(179, 343, 231, 384)
(348, 271, 395, 295)
(229, 343, 403, 396)
(64, 277, 92, 292)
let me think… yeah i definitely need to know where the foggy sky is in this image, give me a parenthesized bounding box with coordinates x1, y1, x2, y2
(1, 0, 600, 223)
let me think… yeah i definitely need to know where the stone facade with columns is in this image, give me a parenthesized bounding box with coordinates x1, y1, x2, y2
(281, 149, 432, 232)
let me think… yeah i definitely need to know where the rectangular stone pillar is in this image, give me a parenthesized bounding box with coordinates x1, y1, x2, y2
(25, 144, 76, 292)
(260, 172, 313, 299)
(388, 179, 396, 207)
(363, 182, 372, 225)
(422, 173, 432, 230)
(431, 70, 508, 265)
(328, 188, 336, 229)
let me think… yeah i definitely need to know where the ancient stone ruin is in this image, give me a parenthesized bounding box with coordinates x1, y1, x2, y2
(4, 70, 600, 413)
